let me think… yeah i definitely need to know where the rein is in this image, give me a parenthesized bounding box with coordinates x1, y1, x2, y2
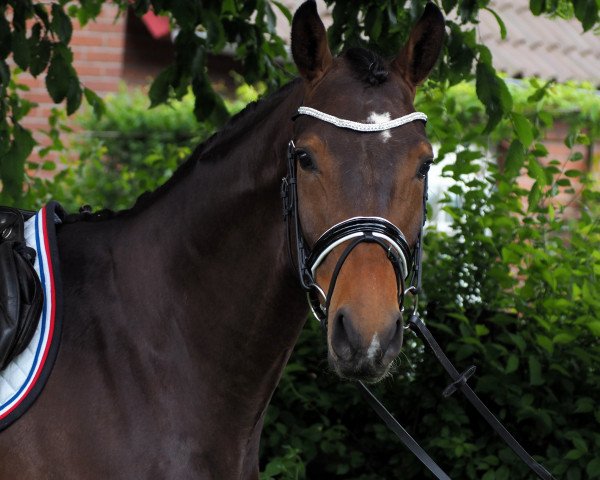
(281, 106, 556, 479)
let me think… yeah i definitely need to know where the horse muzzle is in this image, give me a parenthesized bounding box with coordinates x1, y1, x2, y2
(328, 303, 404, 383)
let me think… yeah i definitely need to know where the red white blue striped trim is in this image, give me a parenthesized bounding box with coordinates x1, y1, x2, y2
(0, 206, 57, 422)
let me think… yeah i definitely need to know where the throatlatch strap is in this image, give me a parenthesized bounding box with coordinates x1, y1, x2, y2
(408, 314, 556, 480)
(358, 382, 451, 480)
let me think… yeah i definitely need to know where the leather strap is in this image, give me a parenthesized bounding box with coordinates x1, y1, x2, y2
(358, 381, 451, 480)
(408, 314, 556, 480)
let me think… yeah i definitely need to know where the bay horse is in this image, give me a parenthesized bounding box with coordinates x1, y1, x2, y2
(0, 1, 445, 478)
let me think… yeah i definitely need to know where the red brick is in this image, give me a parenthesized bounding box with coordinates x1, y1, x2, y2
(71, 35, 104, 47)
(83, 50, 123, 63)
(79, 79, 121, 93)
(84, 21, 125, 34)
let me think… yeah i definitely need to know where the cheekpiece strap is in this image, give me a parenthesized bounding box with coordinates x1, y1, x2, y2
(296, 107, 427, 132)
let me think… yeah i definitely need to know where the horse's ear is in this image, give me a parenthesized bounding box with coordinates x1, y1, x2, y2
(291, 0, 332, 83)
(392, 3, 445, 90)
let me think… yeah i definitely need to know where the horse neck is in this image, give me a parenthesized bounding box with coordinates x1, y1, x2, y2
(108, 79, 308, 416)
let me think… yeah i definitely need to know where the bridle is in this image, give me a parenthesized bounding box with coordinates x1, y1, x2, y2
(281, 110, 427, 327)
(280, 106, 556, 480)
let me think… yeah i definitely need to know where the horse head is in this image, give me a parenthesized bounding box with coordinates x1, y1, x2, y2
(289, 1, 445, 383)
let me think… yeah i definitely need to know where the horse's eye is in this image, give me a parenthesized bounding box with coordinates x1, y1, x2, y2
(296, 150, 316, 171)
(418, 159, 434, 178)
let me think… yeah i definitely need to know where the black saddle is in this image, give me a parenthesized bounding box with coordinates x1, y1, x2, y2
(0, 206, 43, 371)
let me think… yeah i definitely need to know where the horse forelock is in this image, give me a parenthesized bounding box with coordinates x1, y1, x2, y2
(343, 47, 389, 86)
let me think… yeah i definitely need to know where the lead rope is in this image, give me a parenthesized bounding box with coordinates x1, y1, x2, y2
(357, 381, 451, 480)
(407, 314, 556, 480)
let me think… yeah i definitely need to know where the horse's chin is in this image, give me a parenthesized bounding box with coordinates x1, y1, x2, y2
(328, 355, 394, 384)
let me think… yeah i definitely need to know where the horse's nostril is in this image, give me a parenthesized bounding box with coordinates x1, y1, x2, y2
(382, 316, 404, 363)
(331, 309, 356, 361)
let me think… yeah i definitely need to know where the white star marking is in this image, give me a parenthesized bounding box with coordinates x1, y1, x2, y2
(367, 112, 392, 142)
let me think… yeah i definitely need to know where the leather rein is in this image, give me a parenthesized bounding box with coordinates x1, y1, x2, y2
(280, 107, 555, 480)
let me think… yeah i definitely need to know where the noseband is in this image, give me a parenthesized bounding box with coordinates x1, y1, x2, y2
(281, 108, 427, 324)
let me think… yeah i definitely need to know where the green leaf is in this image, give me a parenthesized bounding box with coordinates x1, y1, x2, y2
(475, 324, 489, 336)
(33, 4, 50, 30)
(483, 7, 507, 39)
(0, 59, 8, 86)
(528, 355, 543, 385)
(30, 39, 51, 76)
(66, 76, 82, 115)
(530, 0, 544, 15)
(553, 333, 575, 344)
(192, 75, 229, 125)
(265, 3, 278, 35)
(536, 334, 553, 353)
(572, 436, 588, 453)
(574, 397, 594, 413)
(45, 52, 70, 102)
(505, 140, 524, 177)
(221, 0, 237, 15)
(527, 181, 542, 211)
(587, 457, 600, 478)
(587, 321, 600, 336)
(527, 157, 546, 187)
(565, 448, 584, 460)
(565, 169, 582, 178)
(573, 0, 598, 31)
(0, 125, 35, 199)
(0, 16, 11, 60)
(365, 6, 383, 41)
(12, 29, 31, 70)
(511, 112, 534, 147)
(51, 4, 73, 43)
(475, 62, 512, 133)
(271, 1, 292, 24)
(149, 66, 175, 107)
(41, 160, 56, 171)
(482, 470, 495, 480)
(171, 2, 199, 30)
(204, 10, 227, 50)
(13, 124, 35, 159)
(83, 87, 105, 118)
(570, 151, 584, 161)
(505, 354, 519, 373)
(496, 465, 510, 480)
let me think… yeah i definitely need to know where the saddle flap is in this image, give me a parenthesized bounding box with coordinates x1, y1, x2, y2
(0, 207, 43, 371)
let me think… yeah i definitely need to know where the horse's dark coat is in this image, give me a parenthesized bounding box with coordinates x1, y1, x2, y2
(0, 1, 444, 478)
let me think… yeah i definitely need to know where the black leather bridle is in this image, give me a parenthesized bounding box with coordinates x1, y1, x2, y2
(281, 139, 422, 326)
(281, 109, 555, 480)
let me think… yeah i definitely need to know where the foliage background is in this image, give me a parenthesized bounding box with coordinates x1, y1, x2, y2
(1, 0, 600, 479)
